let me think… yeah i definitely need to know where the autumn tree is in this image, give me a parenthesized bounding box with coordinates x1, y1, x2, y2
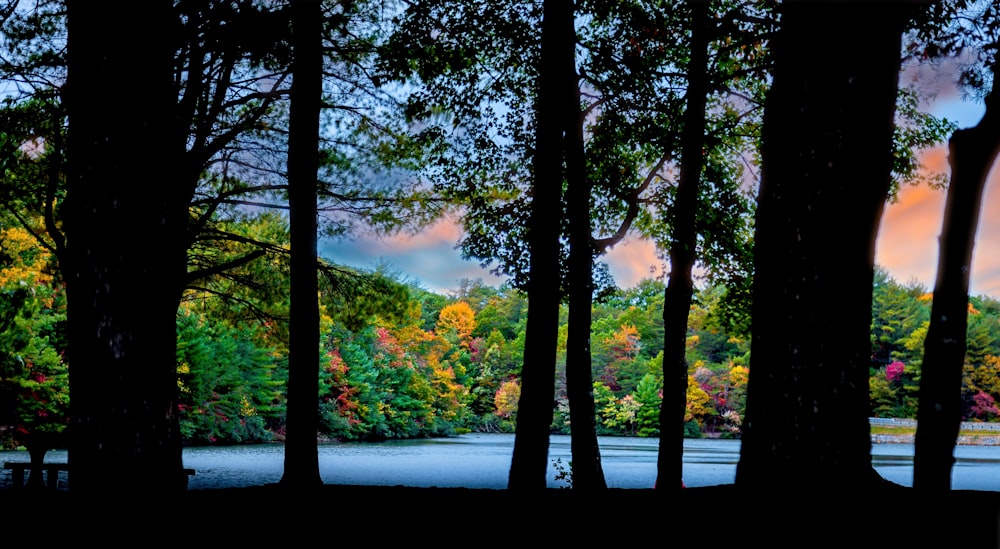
(437, 301, 476, 345)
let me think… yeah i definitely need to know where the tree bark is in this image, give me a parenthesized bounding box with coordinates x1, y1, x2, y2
(914, 58, 1000, 492)
(655, 0, 709, 493)
(735, 1, 917, 491)
(508, 0, 567, 491)
(282, 0, 324, 489)
(63, 0, 188, 495)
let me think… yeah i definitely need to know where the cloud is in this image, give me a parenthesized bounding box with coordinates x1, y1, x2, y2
(876, 146, 1000, 299)
(970, 162, 1000, 298)
(319, 218, 505, 294)
(876, 182, 944, 289)
(320, 142, 1000, 300)
(603, 237, 664, 288)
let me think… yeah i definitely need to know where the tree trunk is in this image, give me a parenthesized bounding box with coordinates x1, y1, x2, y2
(281, 0, 324, 489)
(735, 1, 916, 491)
(564, 2, 606, 491)
(914, 59, 1000, 492)
(63, 0, 188, 495)
(508, 0, 567, 491)
(656, 0, 709, 493)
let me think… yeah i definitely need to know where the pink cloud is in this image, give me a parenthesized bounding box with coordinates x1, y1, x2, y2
(385, 217, 464, 247)
(876, 147, 1000, 298)
(970, 162, 1000, 298)
(603, 237, 664, 288)
(324, 147, 1000, 299)
(876, 178, 945, 289)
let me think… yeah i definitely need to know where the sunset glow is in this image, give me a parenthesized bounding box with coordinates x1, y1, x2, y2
(875, 145, 1000, 298)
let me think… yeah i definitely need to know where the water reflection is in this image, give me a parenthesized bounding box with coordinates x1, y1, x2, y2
(3, 435, 1000, 491)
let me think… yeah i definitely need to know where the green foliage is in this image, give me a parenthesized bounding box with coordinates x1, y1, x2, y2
(552, 457, 572, 489)
(0, 283, 69, 447)
(176, 308, 285, 444)
(2, 0, 998, 467)
(634, 373, 662, 437)
(0, 221, 68, 449)
(683, 420, 703, 439)
(868, 266, 1000, 420)
(889, 86, 957, 196)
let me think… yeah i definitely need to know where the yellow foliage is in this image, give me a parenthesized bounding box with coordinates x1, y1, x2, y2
(729, 364, 749, 387)
(437, 301, 476, 344)
(177, 363, 190, 393)
(240, 395, 257, 417)
(685, 375, 712, 424)
(0, 225, 53, 288)
(494, 379, 521, 418)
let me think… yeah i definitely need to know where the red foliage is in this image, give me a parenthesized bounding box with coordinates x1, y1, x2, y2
(969, 391, 1000, 421)
(886, 361, 905, 383)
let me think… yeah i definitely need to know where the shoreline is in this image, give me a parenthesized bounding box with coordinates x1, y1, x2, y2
(872, 434, 1000, 445)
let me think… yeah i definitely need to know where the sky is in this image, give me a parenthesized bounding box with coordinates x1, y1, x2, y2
(875, 79, 999, 299)
(318, 86, 1000, 299)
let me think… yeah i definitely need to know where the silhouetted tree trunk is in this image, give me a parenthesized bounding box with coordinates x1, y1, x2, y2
(508, 0, 567, 491)
(282, 0, 323, 489)
(63, 0, 188, 495)
(656, 0, 709, 492)
(564, 2, 606, 491)
(735, 1, 918, 491)
(914, 58, 1000, 492)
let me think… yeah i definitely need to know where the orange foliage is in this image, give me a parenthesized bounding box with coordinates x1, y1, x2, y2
(605, 323, 641, 360)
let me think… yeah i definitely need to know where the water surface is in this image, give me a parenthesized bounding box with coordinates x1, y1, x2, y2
(4, 435, 1000, 491)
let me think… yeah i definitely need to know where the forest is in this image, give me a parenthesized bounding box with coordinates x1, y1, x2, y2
(2, 0, 1000, 547)
(8, 242, 1000, 448)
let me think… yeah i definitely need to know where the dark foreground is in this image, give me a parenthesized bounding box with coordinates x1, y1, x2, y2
(3, 483, 999, 548)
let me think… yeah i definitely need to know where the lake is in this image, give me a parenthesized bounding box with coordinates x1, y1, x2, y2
(4, 434, 1000, 491)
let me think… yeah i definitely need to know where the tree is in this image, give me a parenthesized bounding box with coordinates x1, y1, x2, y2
(657, 0, 711, 493)
(281, 0, 324, 490)
(735, 0, 923, 491)
(508, 0, 566, 491)
(633, 372, 661, 437)
(62, 0, 188, 494)
(437, 301, 477, 344)
(0, 222, 69, 485)
(563, 0, 607, 491)
(915, 54, 1000, 492)
(175, 307, 283, 445)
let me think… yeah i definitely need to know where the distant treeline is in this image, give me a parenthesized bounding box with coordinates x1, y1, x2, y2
(6, 213, 999, 448)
